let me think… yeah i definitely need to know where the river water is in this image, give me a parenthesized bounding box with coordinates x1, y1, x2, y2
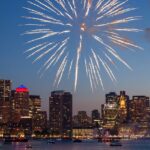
(1, 139, 150, 150)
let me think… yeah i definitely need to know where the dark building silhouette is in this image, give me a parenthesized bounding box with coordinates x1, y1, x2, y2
(0, 80, 11, 124)
(49, 91, 72, 139)
(91, 109, 100, 126)
(73, 111, 92, 128)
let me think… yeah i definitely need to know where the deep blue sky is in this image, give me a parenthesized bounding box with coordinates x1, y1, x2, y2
(0, 0, 150, 115)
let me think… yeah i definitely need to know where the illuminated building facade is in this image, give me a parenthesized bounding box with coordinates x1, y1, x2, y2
(29, 95, 47, 131)
(73, 127, 93, 139)
(102, 92, 118, 129)
(49, 91, 72, 139)
(118, 91, 129, 123)
(13, 85, 30, 119)
(129, 96, 149, 122)
(29, 95, 41, 118)
(32, 111, 47, 131)
(0, 80, 11, 124)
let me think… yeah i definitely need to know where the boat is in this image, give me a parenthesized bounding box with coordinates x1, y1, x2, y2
(110, 140, 122, 146)
(26, 144, 32, 149)
(13, 137, 28, 142)
(3, 137, 13, 144)
(0, 143, 2, 148)
(73, 139, 82, 143)
(47, 139, 55, 144)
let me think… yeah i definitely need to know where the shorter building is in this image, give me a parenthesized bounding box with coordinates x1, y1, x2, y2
(19, 117, 32, 136)
(29, 95, 41, 118)
(91, 109, 100, 127)
(73, 127, 94, 139)
(32, 111, 47, 132)
(129, 96, 149, 122)
(73, 111, 92, 128)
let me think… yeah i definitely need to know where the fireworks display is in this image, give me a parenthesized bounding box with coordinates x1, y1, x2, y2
(22, 0, 142, 91)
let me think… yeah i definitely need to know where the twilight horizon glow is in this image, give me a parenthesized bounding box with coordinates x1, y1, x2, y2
(22, 0, 143, 92)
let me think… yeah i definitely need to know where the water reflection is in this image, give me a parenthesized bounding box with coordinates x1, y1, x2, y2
(1, 139, 150, 150)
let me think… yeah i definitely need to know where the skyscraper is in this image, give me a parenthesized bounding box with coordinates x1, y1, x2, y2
(29, 95, 41, 118)
(0, 79, 11, 124)
(29, 95, 47, 131)
(102, 92, 118, 129)
(12, 85, 30, 120)
(117, 91, 129, 123)
(49, 91, 72, 139)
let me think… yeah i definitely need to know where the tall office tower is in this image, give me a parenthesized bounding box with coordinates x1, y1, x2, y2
(29, 95, 41, 118)
(0, 79, 11, 124)
(29, 95, 47, 131)
(129, 96, 149, 122)
(91, 109, 100, 125)
(13, 85, 30, 119)
(49, 91, 72, 139)
(102, 92, 118, 129)
(117, 91, 129, 123)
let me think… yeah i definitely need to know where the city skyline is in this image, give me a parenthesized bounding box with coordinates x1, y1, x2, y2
(1, 0, 150, 114)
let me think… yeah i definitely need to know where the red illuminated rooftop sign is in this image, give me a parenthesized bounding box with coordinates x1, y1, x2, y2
(16, 85, 29, 93)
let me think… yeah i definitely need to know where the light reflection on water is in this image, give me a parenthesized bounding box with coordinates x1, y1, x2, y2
(1, 139, 150, 150)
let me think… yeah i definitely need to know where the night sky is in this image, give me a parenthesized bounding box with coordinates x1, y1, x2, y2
(0, 0, 150, 115)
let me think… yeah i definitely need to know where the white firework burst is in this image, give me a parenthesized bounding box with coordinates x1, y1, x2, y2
(22, 0, 143, 91)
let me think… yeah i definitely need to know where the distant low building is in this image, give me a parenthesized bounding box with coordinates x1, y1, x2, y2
(73, 111, 92, 128)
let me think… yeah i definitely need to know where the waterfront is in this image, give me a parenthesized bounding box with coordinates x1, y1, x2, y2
(1, 139, 150, 150)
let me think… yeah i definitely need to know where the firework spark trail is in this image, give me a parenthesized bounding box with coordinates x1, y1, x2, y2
(98, 55, 116, 82)
(33, 43, 59, 63)
(83, 0, 86, 9)
(90, 57, 99, 87)
(89, 62, 96, 89)
(26, 42, 53, 58)
(25, 30, 70, 44)
(39, 37, 69, 69)
(68, 60, 73, 78)
(74, 35, 82, 91)
(54, 54, 68, 86)
(56, 57, 68, 86)
(87, 63, 94, 92)
(96, 0, 131, 20)
(108, 35, 143, 50)
(72, 0, 77, 17)
(85, 0, 92, 17)
(93, 35, 132, 70)
(91, 49, 100, 69)
(95, 16, 141, 27)
(23, 0, 142, 91)
(67, 0, 76, 18)
(23, 7, 61, 22)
